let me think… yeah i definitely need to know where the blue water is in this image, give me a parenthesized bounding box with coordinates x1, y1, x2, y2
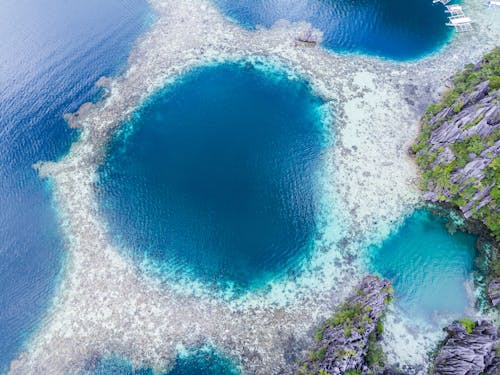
(213, 0, 452, 60)
(369, 209, 476, 325)
(98, 62, 328, 293)
(88, 349, 240, 375)
(0, 0, 150, 371)
(166, 351, 240, 375)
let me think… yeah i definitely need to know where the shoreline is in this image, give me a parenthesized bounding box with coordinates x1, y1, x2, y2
(8, 0, 500, 373)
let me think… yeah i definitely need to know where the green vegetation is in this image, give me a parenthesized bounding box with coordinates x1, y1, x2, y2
(459, 317, 476, 334)
(299, 282, 393, 374)
(344, 370, 362, 375)
(375, 320, 384, 335)
(490, 75, 500, 90)
(309, 346, 327, 362)
(382, 284, 394, 304)
(451, 48, 500, 97)
(315, 302, 366, 343)
(365, 316, 387, 371)
(366, 334, 385, 368)
(451, 135, 485, 166)
(314, 328, 324, 342)
(412, 47, 500, 241)
(327, 302, 363, 327)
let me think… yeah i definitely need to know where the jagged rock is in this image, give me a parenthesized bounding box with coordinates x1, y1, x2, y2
(415, 61, 499, 240)
(296, 276, 392, 375)
(488, 278, 500, 307)
(462, 80, 490, 107)
(434, 320, 499, 375)
(427, 86, 499, 150)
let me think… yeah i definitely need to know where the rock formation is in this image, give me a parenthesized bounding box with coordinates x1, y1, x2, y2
(434, 320, 499, 375)
(296, 275, 393, 375)
(413, 47, 500, 311)
(412, 48, 499, 242)
(488, 278, 500, 307)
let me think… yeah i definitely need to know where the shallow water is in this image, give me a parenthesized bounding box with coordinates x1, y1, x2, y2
(88, 349, 240, 375)
(97, 62, 329, 293)
(369, 209, 476, 325)
(0, 0, 150, 370)
(166, 352, 240, 375)
(213, 0, 452, 60)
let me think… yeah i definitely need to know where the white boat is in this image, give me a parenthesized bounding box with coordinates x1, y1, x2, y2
(446, 15, 473, 31)
(447, 16, 472, 25)
(445, 4, 463, 14)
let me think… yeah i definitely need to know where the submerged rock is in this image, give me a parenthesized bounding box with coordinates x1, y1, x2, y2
(296, 275, 393, 374)
(434, 320, 499, 375)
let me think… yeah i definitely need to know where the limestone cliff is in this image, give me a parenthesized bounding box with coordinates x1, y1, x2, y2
(296, 276, 393, 375)
(412, 48, 500, 308)
(412, 47, 499, 242)
(434, 320, 499, 375)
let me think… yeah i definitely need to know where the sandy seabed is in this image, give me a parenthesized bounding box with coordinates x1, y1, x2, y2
(8, 0, 500, 374)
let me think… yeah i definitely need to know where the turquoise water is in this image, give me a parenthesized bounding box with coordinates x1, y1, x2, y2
(167, 350, 240, 375)
(213, 0, 452, 60)
(88, 349, 239, 375)
(369, 209, 476, 325)
(98, 62, 328, 293)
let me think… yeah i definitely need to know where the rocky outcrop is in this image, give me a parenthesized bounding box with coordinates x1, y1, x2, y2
(413, 49, 500, 315)
(296, 276, 392, 375)
(434, 320, 499, 375)
(488, 278, 500, 307)
(419, 82, 499, 216)
(412, 48, 500, 242)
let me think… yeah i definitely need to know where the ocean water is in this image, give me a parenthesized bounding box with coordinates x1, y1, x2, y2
(213, 0, 452, 60)
(0, 0, 150, 371)
(97, 62, 328, 293)
(369, 209, 476, 325)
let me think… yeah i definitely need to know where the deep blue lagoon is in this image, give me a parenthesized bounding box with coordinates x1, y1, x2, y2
(370, 209, 476, 325)
(0, 0, 150, 371)
(98, 62, 328, 292)
(213, 0, 452, 60)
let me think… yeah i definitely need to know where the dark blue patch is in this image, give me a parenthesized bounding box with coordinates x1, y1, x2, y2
(213, 0, 453, 60)
(98, 63, 328, 293)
